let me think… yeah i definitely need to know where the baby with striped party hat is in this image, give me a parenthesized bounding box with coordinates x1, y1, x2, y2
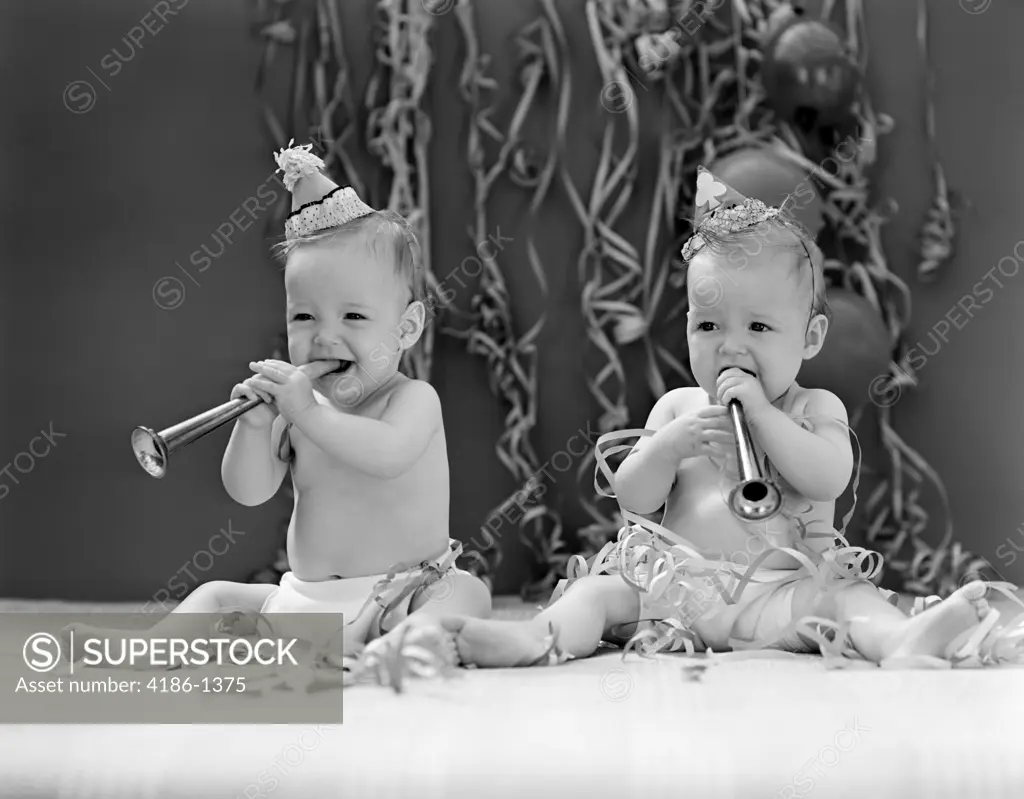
(65, 142, 490, 669)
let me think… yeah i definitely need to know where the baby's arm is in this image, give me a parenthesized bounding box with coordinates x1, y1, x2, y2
(614, 388, 711, 514)
(750, 388, 853, 502)
(221, 413, 289, 506)
(289, 380, 441, 479)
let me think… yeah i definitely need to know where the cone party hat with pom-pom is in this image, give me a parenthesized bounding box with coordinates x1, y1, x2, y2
(274, 139, 375, 242)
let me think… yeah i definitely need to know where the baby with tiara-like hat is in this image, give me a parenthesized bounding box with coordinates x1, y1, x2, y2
(428, 166, 1024, 670)
(66, 142, 491, 666)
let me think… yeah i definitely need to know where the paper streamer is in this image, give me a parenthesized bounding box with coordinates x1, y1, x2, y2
(570, 0, 650, 555)
(366, 0, 439, 380)
(914, 0, 958, 284)
(445, 0, 568, 598)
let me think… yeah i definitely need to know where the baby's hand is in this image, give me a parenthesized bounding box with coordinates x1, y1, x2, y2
(230, 378, 278, 428)
(663, 405, 734, 460)
(247, 359, 341, 423)
(716, 368, 770, 418)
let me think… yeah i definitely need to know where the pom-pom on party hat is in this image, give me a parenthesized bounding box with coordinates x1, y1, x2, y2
(274, 139, 375, 242)
(681, 166, 781, 260)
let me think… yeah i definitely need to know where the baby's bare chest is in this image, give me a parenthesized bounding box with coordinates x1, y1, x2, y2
(289, 436, 380, 495)
(288, 428, 448, 509)
(664, 454, 829, 549)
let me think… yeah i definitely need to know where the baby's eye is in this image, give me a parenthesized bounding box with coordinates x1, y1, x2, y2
(750, 322, 770, 332)
(345, 313, 367, 321)
(292, 313, 314, 322)
(693, 321, 716, 332)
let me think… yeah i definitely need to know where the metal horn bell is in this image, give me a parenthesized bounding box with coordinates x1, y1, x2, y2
(726, 399, 782, 522)
(131, 396, 263, 478)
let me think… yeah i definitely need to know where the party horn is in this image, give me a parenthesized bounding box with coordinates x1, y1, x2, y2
(726, 399, 782, 522)
(131, 396, 262, 478)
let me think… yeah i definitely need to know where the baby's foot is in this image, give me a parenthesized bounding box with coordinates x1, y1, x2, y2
(344, 615, 461, 691)
(438, 617, 568, 668)
(880, 581, 993, 663)
(362, 614, 457, 664)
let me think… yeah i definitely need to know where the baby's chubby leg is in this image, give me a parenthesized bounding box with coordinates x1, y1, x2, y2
(360, 571, 492, 657)
(408, 570, 493, 620)
(61, 581, 276, 669)
(440, 575, 641, 668)
(798, 579, 992, 663)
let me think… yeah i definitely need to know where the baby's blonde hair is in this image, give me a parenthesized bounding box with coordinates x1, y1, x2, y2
(272, 210, 426, 304)
(685, 216, 832, 326)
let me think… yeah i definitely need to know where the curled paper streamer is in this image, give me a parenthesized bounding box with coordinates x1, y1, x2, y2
(526, 621, 575, 667)
(915, 0, 957, 284)
(350, 541, 464, 639)
(569, 0, 654, 553)
(366, 0, 439, 382)
(448, 0, 567, 597)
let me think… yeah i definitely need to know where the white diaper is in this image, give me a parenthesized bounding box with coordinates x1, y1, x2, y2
(257, 539, 463, 646)
(261, 571, 385, 618)
(258, 572, 387, 649)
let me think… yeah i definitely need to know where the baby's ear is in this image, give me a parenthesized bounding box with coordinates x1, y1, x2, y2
(803, 313, 828, 358)
(397, 301, 427, 350)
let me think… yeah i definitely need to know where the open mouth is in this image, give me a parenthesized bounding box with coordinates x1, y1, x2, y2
(322, 359, 354, 376)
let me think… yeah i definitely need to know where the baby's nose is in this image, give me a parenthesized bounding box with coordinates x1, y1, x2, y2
(719, 334, 747, 354)
(313, 326, 342, 345)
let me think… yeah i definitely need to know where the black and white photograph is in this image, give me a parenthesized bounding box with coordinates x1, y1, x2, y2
(2, 0, 1022, 796)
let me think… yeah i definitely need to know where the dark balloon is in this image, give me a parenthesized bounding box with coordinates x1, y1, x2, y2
(798, 288, 891, 412)
(761, 16, 860, 128)
(710, 146, 826, 238)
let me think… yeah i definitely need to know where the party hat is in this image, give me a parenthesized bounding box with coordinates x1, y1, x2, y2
(274, 139, 375, 241)
(681, 166, 781, 260)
